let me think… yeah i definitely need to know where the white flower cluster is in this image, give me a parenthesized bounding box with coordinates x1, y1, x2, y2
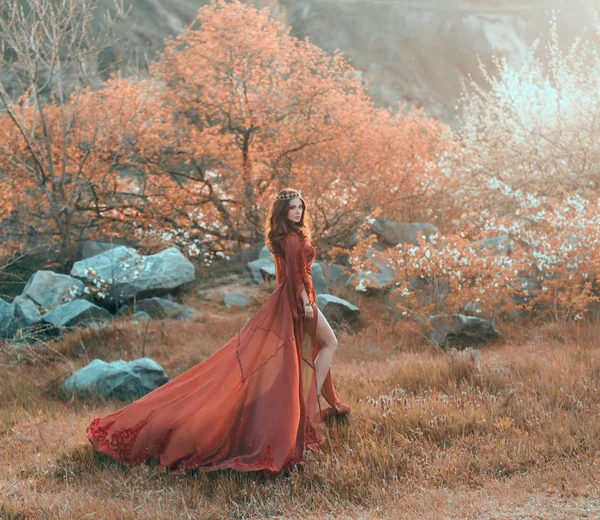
(131, 212, 233, 266)
(80, 256, 145, 300)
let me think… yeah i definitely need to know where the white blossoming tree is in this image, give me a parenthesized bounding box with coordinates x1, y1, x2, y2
(346, 19, 600, 324)
(459, 16, 600, 200)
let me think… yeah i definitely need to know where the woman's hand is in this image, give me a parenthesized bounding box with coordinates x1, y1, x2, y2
(303, 302, 315, 320)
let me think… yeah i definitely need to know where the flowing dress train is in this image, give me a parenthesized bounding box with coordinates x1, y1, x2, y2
(86, 231, 347, 475)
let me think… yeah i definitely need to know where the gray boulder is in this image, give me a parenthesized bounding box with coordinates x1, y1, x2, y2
(119, 297, 199, 320)
(316, 294, 360, 326)
(0, 298, 19, 339)
(349, 248, 394, 293)
(428, 314, 501, 348)
(12, 295, 42, 326)
(22, 270, 86, 310)
(408, 275, 451, 308)
(70, 246, 195, 302)
(0, 298, 11, 324)
(259, 246, 273, 261)
(384, 276, 451, 322)
(311, 263, 329, 295)
(369, 219, 437, 247)
(321, 263, 352, 286)
(132, 311, 152, 323)
(224, 292, 250, 308)
(511, 276, 539, 307)
(247, 247, 276, 284)
(42, 300, 112, 331)
(76, 240, 120, 261)
(472, 235, 514, 256)
(62, 357, 169, 400)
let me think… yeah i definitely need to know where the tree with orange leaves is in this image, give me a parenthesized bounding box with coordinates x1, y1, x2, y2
(0, 0, 455, 265)
(127, 0, 454, 260)
(0, 0, 130, 260)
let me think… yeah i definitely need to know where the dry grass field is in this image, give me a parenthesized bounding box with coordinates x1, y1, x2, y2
(2, 283, 600, 519)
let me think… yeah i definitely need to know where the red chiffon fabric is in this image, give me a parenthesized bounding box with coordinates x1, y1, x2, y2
(86, 231, 345, 475)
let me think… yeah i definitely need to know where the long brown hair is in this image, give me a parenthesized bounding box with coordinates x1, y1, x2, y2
(265, 188, 312, 257)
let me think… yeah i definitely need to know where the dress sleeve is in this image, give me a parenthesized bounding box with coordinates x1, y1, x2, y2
(284, 233, 314, 318)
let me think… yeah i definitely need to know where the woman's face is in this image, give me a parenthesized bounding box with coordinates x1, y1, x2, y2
(287, 197, 303, 224)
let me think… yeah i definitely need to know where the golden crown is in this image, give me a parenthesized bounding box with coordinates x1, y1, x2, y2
(275, 190, 302, 201)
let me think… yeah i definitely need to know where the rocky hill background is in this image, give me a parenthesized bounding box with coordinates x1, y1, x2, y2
(92, 0, 598, 125)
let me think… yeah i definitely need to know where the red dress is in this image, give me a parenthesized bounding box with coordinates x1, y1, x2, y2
(86, 231, 348, 475)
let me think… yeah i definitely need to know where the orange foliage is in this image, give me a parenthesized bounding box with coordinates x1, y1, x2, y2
(0, 80, 150, 255)
(348, 190, 600, 324)
(120, 0, 455, 258)
(0, 0, 456, 265)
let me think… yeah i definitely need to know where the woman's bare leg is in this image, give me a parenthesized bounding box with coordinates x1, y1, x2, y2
(303, 306, 350, 414)
(311, 307, 338, 394)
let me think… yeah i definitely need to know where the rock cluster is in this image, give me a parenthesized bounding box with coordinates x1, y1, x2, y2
(0, 243, 197, 341)
(63, 357, 169, 400)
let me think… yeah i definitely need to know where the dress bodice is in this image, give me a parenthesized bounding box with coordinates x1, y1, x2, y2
(274, 232, 315, 300)
(303, 240, 316, 265)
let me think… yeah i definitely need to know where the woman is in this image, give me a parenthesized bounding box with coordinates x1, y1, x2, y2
(86, 188, 350, 475)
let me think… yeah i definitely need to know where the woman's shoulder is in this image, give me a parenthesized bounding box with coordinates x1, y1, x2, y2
(284, 232, 315, 254)
(283, 230, 303, 243)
